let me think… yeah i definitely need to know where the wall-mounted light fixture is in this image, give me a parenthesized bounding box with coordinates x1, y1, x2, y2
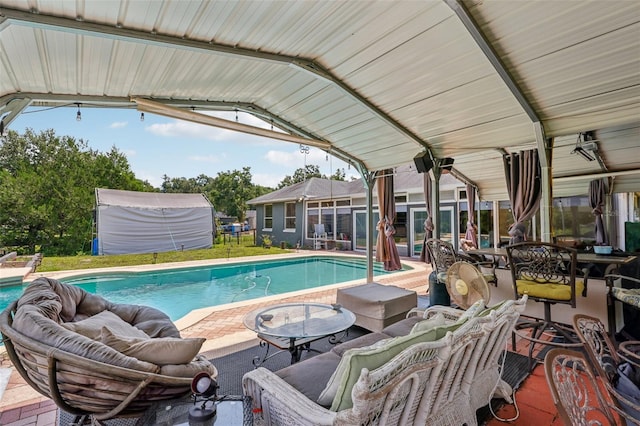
(571, 132, 597, 162)
(76, 103, 82, 121)
(140, 112, 144, 122)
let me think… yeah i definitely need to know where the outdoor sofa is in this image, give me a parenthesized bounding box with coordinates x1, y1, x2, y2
(243, 295, 526, 426)
(0, 277, 217, 421)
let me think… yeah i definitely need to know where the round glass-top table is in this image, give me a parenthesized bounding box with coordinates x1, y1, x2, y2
(243, 302, 356, 365)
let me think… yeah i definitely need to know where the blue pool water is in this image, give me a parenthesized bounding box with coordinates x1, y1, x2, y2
(0, 256, 406, 320)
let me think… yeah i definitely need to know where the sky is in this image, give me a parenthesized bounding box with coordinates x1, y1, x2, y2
(9, 105, 359, 189)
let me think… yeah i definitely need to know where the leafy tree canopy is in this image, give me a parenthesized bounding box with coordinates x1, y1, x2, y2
(0, 129, 151, 255)
(161, 168, 272, 222)
(277, 164, 346, 189)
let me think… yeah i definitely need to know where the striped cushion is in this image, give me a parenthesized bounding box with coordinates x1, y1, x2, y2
(611, 287, 640, 308)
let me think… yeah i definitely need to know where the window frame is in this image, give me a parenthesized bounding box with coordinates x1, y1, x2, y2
(263, 204, 273, 230)
(284, 202, 296, 231)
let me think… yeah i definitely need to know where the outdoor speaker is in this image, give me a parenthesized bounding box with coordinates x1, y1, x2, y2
(440, 157, 455, 172)
(413, 153, 433, 173)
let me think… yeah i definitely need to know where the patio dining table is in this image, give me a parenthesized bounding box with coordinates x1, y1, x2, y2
(468, 246, 638, 336)
(468, 247, 637, 275)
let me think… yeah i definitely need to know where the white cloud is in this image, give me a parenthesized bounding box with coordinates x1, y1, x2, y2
(265, 150, 299, 166)
(264, 146, 330, 169)
(144, 111, 286, 145)
(122, 149, 136, 157)
(252, 172, 285, 189)
(110, 121, 128, 128)
(134, 169, 162, 188)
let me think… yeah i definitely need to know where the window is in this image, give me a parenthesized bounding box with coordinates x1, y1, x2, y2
(321, 207, 334, 237)
(552, 196, 595, 245)
(391, 204, 407, 245)
(306, 199, 352, 240)
(264, 204, 273, 229)
(336, 207, 350, 240)
(307, 208, 319, 238)
(285, 202, 296, 230)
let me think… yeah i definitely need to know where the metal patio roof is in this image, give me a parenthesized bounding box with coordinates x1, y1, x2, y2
(1, 0, 639, 201)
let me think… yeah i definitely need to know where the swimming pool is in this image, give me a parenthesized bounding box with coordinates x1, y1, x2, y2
(0, 256, 407, 320)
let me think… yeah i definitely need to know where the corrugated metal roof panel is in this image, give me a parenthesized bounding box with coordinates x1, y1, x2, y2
(1, 0, 639, 200)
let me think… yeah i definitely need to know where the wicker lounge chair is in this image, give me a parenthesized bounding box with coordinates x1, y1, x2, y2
(0, 277, 217, 423)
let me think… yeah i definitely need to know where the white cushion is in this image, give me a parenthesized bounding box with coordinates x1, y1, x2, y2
(410, 312, 446, 334)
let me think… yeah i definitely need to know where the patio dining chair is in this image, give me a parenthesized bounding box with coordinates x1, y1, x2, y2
(425, 238, 497, 289)
(604, 274, 640, 338)
(574, 314, 640, 425)
(544, 348, 619, 425)
(505, 242, 589, 371)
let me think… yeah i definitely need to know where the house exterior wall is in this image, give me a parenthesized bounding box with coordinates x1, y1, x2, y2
(254, 198, 460, 255)
(256, 201, 305, 248)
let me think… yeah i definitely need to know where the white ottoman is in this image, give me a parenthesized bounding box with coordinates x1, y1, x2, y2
(336, 282, 417, 332)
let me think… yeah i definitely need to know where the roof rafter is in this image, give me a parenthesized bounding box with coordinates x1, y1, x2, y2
(0, 6, 434, 172)
(2, 91, 364, 170)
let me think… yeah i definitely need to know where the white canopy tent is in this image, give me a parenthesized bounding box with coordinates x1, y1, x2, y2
(95, 188, 214, 255)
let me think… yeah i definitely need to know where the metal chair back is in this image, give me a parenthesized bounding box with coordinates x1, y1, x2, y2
(544, 348, 619, 425)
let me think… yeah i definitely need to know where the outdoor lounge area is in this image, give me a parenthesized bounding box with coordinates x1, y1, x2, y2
(2, 0, 640, 425)
(1, 252, 638, 425)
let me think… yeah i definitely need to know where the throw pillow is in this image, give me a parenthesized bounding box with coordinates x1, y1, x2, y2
(100, 328, 205, 365)
(410, 313, 445, 334)
(62, 310, 149, 340)
(318, 321, 460, 411)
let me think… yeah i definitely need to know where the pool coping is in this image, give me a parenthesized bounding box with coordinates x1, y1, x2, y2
(4, 250, 427, 350)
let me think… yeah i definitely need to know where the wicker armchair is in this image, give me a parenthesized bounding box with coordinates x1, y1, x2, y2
(0, 277, 217, 423)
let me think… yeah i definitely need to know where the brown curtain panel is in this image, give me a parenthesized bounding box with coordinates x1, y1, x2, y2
(419, 173, 434, 263)
(465, 183, 478, 249)
(375, 169, 402, 271)
(589, 177, 609, 245)
(503, 149, 542, 245)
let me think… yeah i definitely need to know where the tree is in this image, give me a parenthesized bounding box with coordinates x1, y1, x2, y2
(330, 168, 346, 181)
(277, 164, 322, 189)
(0, 129, 150, 255)
(208, 167, 258, 221)
(277, 164, 346, 188)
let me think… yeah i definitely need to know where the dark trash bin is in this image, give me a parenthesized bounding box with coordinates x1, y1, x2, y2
(428, 271, 450, 307)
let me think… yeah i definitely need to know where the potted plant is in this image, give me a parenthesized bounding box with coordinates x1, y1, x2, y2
(261, 234, 273, 248)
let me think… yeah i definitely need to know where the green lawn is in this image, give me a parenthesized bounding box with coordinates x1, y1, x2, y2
(38, 245, 290, 272)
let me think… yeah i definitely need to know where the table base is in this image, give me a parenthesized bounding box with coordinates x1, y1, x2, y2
(253, 330, 348, 367)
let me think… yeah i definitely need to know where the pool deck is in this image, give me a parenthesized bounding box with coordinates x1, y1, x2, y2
(0, 251, 562, 425)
